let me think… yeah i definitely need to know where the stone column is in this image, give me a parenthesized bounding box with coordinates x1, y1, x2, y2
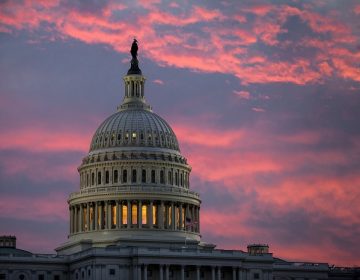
(69, 207, 73, 234)
(179, 204, 183, 230)
(144, 265, 148, 280)
(217, 267, 221, 280)
(181, 266, 185, 280)
(192, 206, 195, 232)
(196, 266, 200, 280)
(165, 265, 169, 280)
(149, 201, 153, 228)
(238, 269, 242, 280)
(233, 267, 237, 280)
(137, 265, 141, 280)
(99, 202, 103, 230)
(127, 200, 131, 228)
(211, 266, 215, 280)
(79, 204, 83, 232)
(160, 201, 164, 229)
(94, 202, 98, 230)
(159, 264, 163, 280)
(138, 200, 142, 228)
(268, 271, 273, 280)
(117, 201, 121, 229)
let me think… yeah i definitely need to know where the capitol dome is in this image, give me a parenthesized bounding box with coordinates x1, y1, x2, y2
(59, 40, 201, 254)
(89, 108, 180, 153)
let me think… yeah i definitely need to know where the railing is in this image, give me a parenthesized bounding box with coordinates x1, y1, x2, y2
(69, 185, 200, 199)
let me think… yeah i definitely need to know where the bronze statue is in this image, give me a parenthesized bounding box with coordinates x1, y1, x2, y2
(131, 39, 138, 59)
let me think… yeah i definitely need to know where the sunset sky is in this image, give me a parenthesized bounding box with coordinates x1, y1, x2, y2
(1, 0, 360, 266)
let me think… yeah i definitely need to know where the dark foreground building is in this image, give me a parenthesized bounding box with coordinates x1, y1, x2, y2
(1, 41, 358, 280)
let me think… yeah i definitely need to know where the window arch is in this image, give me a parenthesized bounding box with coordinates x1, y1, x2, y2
(132, 169, 137, 183)
(142, 169, 146, 183)
(132, 204, 138, 225)
(142, 205, 147, 224)
(105, 170, 109, 184)
(122, 205, 127, 225)
(91, 172, 95, 185)
(160, 170, 165, 184)
(114, 170, 118, 183)
(123, 170, 127, 183)
(151, 170, 156, 183)
(97, 171, 101, 185)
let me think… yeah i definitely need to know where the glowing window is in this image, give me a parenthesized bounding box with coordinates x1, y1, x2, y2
(153, 205, 157, 225)
(142, 205, 147, 224)
(176, 206, 180, 228)
(83, 207, 87, 231)
(90, 206, 94, 228)
(132, 132, 137, 139)
(97, 206, 101, 228)
(122, 205, 127, 225)
(125, 133, 129, 140)
(168, 206, 172, 227)
(132, 204, 138, 224)
(112, 205, 116, 227)
(182, 206, 185, 228)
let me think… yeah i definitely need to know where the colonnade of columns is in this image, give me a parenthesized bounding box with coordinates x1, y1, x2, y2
(131, 264, 266, 280)
(69, 200, 200, 234)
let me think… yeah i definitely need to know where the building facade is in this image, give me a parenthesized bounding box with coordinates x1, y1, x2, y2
(0, 41, 358, 280)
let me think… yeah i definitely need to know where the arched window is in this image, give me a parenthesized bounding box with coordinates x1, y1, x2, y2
(142, 169, 146, 183)
(132, 204, 137, 225)
(86, 174, 89, 186)
(142, 205, 147, 224)
(175, 172, 178, 186)
(160, 170, 164, 184)
(114, 170, 118, 183)
(91, 172, 95, 185)
(122, 205, 127, 225)
(105, 170, 109, 184)
(180, 173, 183, 186)
(153, 205, 157, 226)
(132, 169, 137, 183)
(97, 171, 101, 185)
(168, 171, 173, 185)
(168, 205, 172, 227)
(151, 170, 156, 183)
(123, 170, 127, 183)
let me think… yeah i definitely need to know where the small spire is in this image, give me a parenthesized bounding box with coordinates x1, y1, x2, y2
(127, 39, 142, 75)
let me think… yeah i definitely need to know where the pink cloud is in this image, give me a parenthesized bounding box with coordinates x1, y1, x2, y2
(252, 107, 265, 112)
(153, 79, 164, 85)
(234, 90, 250, 99)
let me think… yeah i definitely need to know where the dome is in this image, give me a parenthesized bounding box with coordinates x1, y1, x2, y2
(89, 108, 180, 153)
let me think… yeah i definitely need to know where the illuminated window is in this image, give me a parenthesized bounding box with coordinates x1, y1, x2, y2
(151, 170, 156, 183)
(176, 206, 180, 228)
(132, 204, 138, 224)
(112, 205, 116, 228)
(90, 206, 94, 228)
(132, 169, 137, 183)
(125, 132, 129, 140)
(114, 170, 118, 183)
(132, 132, 137, 139)
(123, 170, 127, 183)
(160, 170, 164, 184)
(182, 206, 185, 228)
(83, 207, 87, 231)
(97, 206, 101, 228)
(153, 205, 157, 225)
(97, 171, 101, 185)
(168, 206, 172, 227)
(142, 205, 147, 224)
(142, 169, 146, 183)
(105, 170, 109, 184)
(122, 205, 127, 225)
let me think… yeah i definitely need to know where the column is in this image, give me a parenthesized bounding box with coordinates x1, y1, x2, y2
(94, 202, 98, 230)
(69, 207, 73, 234)
(233, 267, 237, 280)
(159, 264, 163, 280)
(217, 267, 221, 280)
(196, 266, 200, 280)
(238, 269, 242, 280)
(171, 202, 175, 230)
(138, 200, 142, 228)
(192, 206, 195, 232)
(179, 204, 183, 230)
(79, 204, 83, 232)
(185, 204, 189, 231)
(149, 201, 153, 228)
(211, 266, 215, 280)
(160, 201, 164, 229)
(197, 206, 200, 233)
(144, 265, 148, 280)
(181, 266, 185, 280)
(268, 271, 273, 280)
(117, 201, 121, 228)
(137, 265, 141, 280)
(99, 202, 103, 230)
(86, 203, 90, 231)
(165, 265, 169, 280)
(127, 200, 131, 228)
